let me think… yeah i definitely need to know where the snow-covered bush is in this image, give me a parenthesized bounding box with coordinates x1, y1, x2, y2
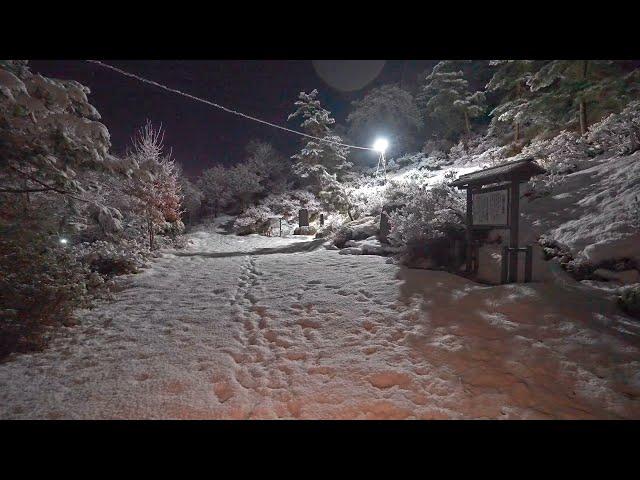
(618, 285, 640, 319)
(73, 239, 149, 277)
(520, 130, 589, 194)
(0, 234, 89, 358)
(233, 189, 323, 235)
(586, 101, 640, 156)
(422, 138, 454, 156)
(388, 181, 466, 262)
(263, 190, 321, 221)
(344, 176, 387, 219)
(233, 205, 275, 235)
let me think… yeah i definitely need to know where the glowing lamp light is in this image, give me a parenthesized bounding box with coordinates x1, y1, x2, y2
(373, 138, 389, 153)
(59, 238, 68, 245)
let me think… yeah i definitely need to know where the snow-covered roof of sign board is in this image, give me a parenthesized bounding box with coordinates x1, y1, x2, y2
(450, 157, 546, 188)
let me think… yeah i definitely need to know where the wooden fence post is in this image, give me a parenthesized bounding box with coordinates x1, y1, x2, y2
(501, 246, 509, 284)
(524, 245, 533, 283)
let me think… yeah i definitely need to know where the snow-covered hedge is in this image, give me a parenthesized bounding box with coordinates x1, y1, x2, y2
(388, 181, 466, 249)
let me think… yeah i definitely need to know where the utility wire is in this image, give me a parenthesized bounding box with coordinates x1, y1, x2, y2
(86, 60, 375, 151)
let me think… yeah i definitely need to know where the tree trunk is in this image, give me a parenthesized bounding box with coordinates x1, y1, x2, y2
(514, 82, 523, 142)
(579, 60, 589, 135)
(579, 99, 588, 135)
(463, 110, 471, 137)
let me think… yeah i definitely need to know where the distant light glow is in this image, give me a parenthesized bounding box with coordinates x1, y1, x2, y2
(59, 238, 68, 245)
(373, 138, 389, 153)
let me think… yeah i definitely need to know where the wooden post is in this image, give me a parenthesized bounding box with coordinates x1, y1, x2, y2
(299, 208, 309, 227)
(524, 245, 533, 283)
(508, 181, 520, 283)
(501, 246, 509, 284)
(465, 188, 473, 273)
(279, 218, 282, 237)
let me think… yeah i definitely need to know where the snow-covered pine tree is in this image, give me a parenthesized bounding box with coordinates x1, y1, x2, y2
(485, 60, 545, 142)
(288, 89, 352, 198)
(346, 84, 423, 156)
(526, 60, 640, 135)
(416, 61, 486, 142)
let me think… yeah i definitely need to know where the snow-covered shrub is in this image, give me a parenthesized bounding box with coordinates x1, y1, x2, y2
(618, 285, 640, 319)
(586, 101, 640, 156)
(234, 189, 323, 235)
(387, 181, 466, 265)
(0, 234, 89, 358)
(520, 130, 589, 194)
(422, 138, 453, 156)
(73, 239, 149, 277)
(421, 151, 451, 170)
(343, 176, 387, 219)
(233, 205, 274, 235)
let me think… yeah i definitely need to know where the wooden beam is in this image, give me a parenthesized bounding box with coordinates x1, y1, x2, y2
(508, 180, 520, 283)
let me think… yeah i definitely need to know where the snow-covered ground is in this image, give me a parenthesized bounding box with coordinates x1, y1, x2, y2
(1, 217, 640, 419)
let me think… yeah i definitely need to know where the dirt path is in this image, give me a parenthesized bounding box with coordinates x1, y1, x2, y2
(1, 221, 639, 419)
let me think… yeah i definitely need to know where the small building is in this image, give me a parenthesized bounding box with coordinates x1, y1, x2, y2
(450, 157, 546, 283)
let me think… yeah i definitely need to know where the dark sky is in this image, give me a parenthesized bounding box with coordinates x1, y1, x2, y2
(29, 60, 436, 178)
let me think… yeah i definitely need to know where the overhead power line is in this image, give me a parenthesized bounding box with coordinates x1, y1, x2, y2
(86, 60, 375, 151)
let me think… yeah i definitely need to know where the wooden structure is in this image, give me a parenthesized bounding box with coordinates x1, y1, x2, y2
(299, 208, 309, 227)
(450, 158, 545, 283)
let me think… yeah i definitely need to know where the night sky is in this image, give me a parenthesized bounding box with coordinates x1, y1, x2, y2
(29, 60, 436, 178)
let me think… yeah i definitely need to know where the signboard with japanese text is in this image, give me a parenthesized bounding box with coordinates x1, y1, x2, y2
(472, 189, 509, 227)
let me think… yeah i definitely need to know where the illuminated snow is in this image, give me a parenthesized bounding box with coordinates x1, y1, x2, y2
(1, 216, 639, 419)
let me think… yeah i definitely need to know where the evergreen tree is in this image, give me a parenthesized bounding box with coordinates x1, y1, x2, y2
(485, 60, 545, 141)
(526, 60, 640, 135)
(346, 84, 423, 156)
(416, 61, 486, 141)
(288, 89, 352, 198)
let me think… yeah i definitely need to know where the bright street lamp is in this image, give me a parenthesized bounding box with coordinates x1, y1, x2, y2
(373, 138, 389, 153)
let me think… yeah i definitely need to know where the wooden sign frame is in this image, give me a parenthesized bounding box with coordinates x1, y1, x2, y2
(470, 184, 510, 229)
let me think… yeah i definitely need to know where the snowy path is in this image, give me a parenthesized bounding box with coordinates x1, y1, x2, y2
(2, 220, 640, 419)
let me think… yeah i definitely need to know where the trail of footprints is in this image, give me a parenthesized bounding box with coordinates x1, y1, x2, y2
(211, 253, 433, 418)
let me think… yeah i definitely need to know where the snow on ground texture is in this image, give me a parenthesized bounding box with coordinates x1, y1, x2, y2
(521, 153, 640, 264)
(1, 217, 640, 419)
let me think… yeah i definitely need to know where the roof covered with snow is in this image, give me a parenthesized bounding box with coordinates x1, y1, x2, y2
(450, 158, 546, 188)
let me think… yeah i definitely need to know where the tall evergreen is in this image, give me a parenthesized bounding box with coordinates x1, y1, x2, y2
(416, 61, 486, 141)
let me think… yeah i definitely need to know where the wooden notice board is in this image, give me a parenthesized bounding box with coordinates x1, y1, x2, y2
(471, 188, 509, 227)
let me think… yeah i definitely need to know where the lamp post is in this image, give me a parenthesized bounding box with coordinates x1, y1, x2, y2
(373, 138, 389, 181)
